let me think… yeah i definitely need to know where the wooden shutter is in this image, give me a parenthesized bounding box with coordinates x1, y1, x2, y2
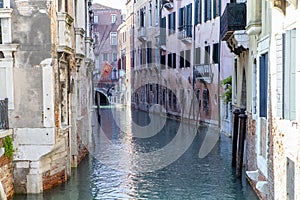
(179, 7, 184, 30)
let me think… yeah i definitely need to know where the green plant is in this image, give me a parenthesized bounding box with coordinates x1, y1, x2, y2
(3, 136, 13, 159)
(221, 76, 232, 104)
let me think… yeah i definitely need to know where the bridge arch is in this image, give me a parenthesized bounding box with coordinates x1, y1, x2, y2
(95, 89, 110, 106)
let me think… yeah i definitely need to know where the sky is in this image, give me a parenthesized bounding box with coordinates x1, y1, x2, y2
(93, 0, 127, 13)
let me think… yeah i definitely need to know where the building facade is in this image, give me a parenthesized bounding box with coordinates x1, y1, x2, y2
(222, 0, 300, 199)
(0, 0, 94, 194)
(92, 4, 122, 87)
(131, 0, 232, 126)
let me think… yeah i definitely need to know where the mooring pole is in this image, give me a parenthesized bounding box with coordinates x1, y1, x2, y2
(236, 113, 247, 178)
(232, 109, 240, 167)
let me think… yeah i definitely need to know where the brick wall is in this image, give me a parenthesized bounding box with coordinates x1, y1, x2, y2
(0, 152, 14, 199)
(42, 170, 67, 191)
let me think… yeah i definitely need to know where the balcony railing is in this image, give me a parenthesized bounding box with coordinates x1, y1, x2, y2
(194, 64, 214, 84)
(138, 27, 146, 41)
(178, 25, 192, 43)
(0, 98, 9, 129)
(220, 3, 246, 41)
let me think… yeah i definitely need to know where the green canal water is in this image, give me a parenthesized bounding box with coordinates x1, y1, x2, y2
(14, 107, 258, 200)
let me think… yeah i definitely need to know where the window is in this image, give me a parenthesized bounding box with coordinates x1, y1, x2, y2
(178, 4, 192, 37)
(0, 0, 3, 8)
(212, 43, 219, 63)
(111, 14, 117, 23)
(195, 47, 201, 65)
(276, 29, 296, 120)
(195, 0, 202, 24)
(185, 50, 191, 68)
(94, 16, 99, 24)
(155, 0, 159, 25)
(140, 9, 145, 27)
(110, 32, 117, 45)
(168, 12, 176, 35)
(149, 2, 153, 26)
(102, 53, 108, 61)
(160, 54, 166, 69)
(147, 41, 152, 64)
(259, 53, 268, 118)
(204, 46, 210, 64)
(213, 0, 220, 18)
(167, 53, 176, 69)
(204, 0, 211, 22)
(112, 53, 117, 61)
(168, 53, 172, 68)
(180, 51, 184, 68)
(185, 4, 192, 37)
(178, 7, 184, 31)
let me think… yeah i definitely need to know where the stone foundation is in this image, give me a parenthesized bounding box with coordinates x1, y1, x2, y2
(42, 170, 67, 191)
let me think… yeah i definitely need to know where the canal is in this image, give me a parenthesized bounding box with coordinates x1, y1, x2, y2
(14, 106, 258, 200)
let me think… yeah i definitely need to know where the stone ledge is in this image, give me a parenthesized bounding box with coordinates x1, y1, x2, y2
(246, 170, 269, 200)
(0, 129, 12, 139)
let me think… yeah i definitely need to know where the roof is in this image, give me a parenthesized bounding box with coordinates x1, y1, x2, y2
(92, 3, 121, 11)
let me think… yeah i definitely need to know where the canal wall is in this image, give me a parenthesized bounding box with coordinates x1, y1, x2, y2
(0, 130, 14, 199)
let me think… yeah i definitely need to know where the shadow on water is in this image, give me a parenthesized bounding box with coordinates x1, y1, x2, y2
(14, 107, 258, 200)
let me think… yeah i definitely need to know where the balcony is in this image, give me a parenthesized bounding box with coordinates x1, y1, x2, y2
(0, 98, 8, 129)
(75, 28, 85, 59)
(138, 27, 146, 42)
(178, 25, 192, 44)
(220, 3, 246, 41)
(155, 35, 166, 50)
(194, 64, 214, 84)
(57, 12, 74, 54)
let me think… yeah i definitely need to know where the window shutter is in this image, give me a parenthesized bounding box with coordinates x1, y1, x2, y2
(276, 34, 283, 118)
(179, 8, 183, 30)
(184, 6, 188, 29)
(290, 29, 296, 120)
(195, 0, 199, 25)
(284, 31, 291, 119)
(172, 53, 176, 69)
(259, 53, 268, 118)
(172, 12, 175, 32)
(187, 4, 193, 36)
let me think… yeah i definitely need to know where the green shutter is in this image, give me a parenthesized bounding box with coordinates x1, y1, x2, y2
(276, 34, 283, 118)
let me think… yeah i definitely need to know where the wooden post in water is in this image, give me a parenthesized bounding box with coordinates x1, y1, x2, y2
(232, 109, 240, 167)
(236, 113, 247, 178)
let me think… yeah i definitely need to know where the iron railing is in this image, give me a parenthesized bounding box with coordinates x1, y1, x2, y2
(220, 3, 246, 41)
(0, 98, 9, 129)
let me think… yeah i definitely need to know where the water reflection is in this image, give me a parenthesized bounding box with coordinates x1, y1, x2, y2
(14, 106, 258, 200)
